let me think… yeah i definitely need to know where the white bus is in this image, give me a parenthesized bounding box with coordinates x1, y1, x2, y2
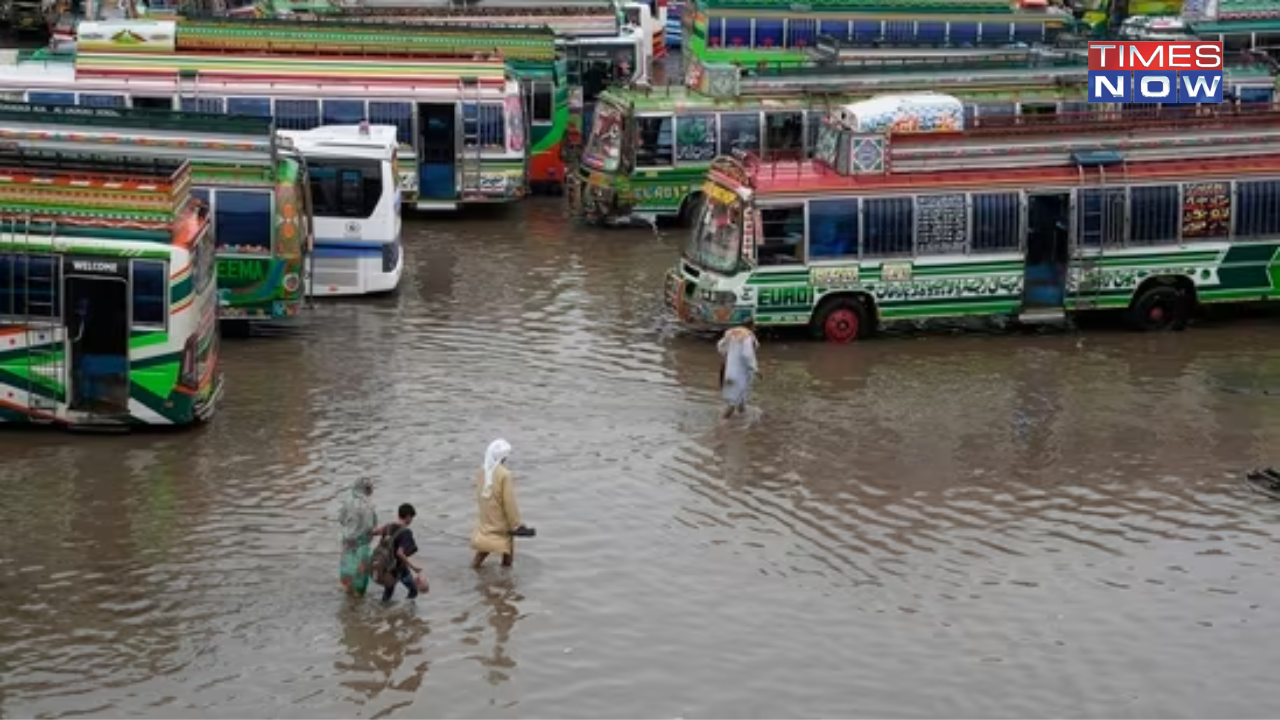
(278, 124, 403, 297)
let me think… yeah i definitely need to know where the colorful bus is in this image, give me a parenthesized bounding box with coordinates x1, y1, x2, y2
(571, 52, 1094, 225)
(666, 97, 1280, 342)
(278, 124, 404, 297)
(31, 19, 529, 211)
(1183, 0, 1280, 56)
(0, 100, 313, 322)
(255, 0, 627, 36)
(680, 0, 1072, 67)
(0, 152, 222, 428)
(571, 53, 1280, 225)
(225, 6, 648, 193)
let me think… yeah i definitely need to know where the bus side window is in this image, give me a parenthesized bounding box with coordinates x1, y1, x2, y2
(635, 116, 673, 167)
(132, 260, 168, 328)
(532, 82, 554, 124)
(757, 206, 805, 266)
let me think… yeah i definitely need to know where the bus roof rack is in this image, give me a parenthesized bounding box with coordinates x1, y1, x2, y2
(172, 16, 557, 60)
(0, 147, 191, 190)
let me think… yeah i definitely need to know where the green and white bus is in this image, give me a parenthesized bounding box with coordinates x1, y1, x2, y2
(571, 56, 1279, 226)
(666, 95, 1280, 341)
(0, 153, 223, 428)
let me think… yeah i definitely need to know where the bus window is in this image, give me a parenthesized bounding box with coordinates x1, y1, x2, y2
(131, 260, 168, 328)
(180, 97, 225, 114)
(307, 158, 383, 220)
(1129, 185, 1180, 245)
(863, 197, 914, 258)
(635, 116, 673, 167)
(275, 99, 321, 131)
(228, 97, 272, 117)
(323, 99, 367, 125)
(971, 193, 1020, 253)
(80, 94, 126, 108)
(808, 198, 859, 260)
(719, 113, 760, 155)
(213, 189, 273, 252)
(757, 205, 805, 265)
(1236, 180, 1280, 238)
(27, 92, 75, 106)
(763, 111, 803, 160)
(0, 254, 60, 317)
(368, 102, 413, 145)
(531, 82, 554, 124)
(675, 115, 717, 163)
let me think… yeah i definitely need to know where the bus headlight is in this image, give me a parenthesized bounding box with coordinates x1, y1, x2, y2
(699, 289, 736, 305)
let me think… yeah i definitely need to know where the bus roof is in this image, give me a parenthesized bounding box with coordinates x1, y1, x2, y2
(278, 124, 399, 159)
(692, 0, 1064, 16)
(260, 0, 622, 35)
(73, 51, 511, 88)
(0, 149, 198, 237)
(602, 60, 1276, 112)
(328, 0, 618, 10)
(76, 17, 558, 61)
(177, 16, 557, 59)
(714, 109, 1280, 197)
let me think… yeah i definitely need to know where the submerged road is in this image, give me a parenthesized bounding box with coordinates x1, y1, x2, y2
(3, 199, 1280, 718)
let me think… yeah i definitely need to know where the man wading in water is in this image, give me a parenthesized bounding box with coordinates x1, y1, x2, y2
(470, 439, 535, 569)
(718, 323, 761, 419)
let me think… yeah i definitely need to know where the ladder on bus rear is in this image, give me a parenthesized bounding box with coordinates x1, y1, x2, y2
(1071, 150, 1128, 312)
(16, 215, 63, 417)
(459, 76, 485, 199)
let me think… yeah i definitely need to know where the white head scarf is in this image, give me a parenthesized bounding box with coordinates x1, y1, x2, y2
(482, 439, 512, 499)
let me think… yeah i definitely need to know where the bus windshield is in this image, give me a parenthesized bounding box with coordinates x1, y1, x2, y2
(583, 102, 625, 172)
(685, 190, 742, 275)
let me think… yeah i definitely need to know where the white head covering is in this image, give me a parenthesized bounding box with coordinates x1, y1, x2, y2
(482, 439, 512, 499)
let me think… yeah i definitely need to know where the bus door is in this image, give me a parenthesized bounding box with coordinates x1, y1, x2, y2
(417, 103, 457, 200)
(62, 257, 130, 416)
(1021, 192, 1071, 318)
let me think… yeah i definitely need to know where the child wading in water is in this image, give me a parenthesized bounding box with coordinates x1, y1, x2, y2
(373, 503, 427, 601)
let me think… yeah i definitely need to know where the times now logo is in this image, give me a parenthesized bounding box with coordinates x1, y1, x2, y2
(1087, 41, 1224, 104)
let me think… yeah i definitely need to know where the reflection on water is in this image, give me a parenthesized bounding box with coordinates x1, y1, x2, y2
(4, 200, 1280, 718)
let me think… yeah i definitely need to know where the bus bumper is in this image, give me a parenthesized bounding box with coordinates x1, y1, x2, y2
(193, 371, 225, 423)
(664, 267, 749, 329)
(569, 168, 631, 224)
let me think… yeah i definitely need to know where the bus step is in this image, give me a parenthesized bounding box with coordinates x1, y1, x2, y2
(1018, 308, 1067, 325)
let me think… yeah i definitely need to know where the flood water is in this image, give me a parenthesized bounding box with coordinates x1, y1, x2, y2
(4, 199, 1280, 718)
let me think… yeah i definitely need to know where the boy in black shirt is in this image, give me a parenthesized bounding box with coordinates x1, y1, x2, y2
(374, 503, 427, 602)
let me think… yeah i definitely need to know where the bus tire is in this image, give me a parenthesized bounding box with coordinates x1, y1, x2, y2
(812, 296, 870, 343)
(1126, 282, 1192, 332)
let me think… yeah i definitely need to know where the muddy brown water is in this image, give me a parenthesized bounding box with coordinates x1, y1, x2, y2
(3, 199, 1280, 719)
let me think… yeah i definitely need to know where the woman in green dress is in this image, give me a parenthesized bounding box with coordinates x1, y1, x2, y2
(338, 477, 378, 597)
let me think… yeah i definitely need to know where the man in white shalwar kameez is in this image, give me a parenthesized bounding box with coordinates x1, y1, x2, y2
(718, 324, 760, 418)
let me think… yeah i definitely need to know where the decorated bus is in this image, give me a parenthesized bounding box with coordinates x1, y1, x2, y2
(680, 0, 1072, 67)
(0, 152, 222, 428)
(183, 0, 651, 191)
(19, 19, 529, 210)
(0, 100, 316, 321)
(666, 95, 1280, 342)
(570, 53, 1280, 225)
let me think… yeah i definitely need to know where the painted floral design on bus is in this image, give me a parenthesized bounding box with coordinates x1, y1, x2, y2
(505, 95, 526, 154)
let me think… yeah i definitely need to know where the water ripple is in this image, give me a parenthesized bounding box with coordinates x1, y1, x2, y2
(3, 201, 1280, 717)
